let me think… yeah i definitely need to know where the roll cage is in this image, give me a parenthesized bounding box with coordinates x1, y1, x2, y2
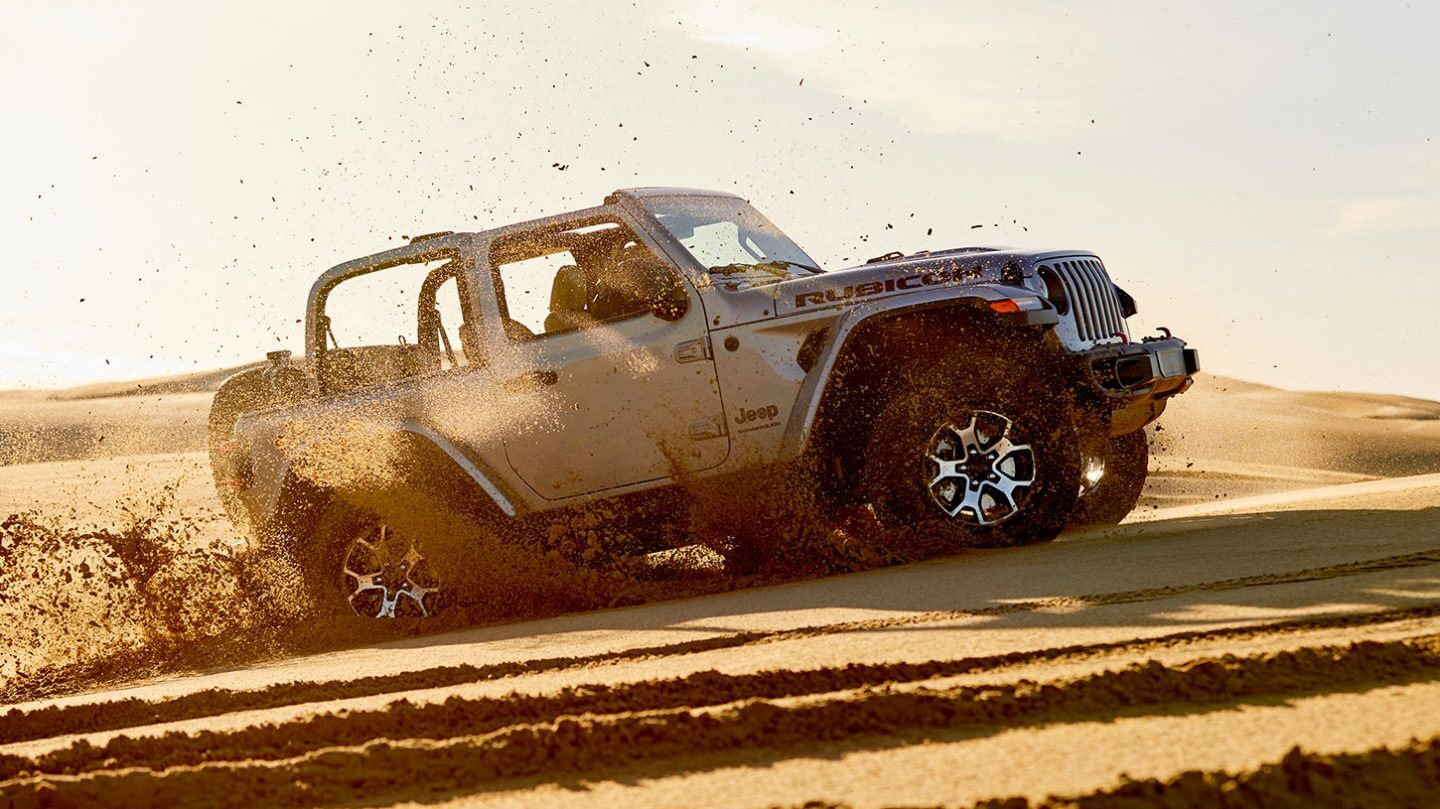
(301, 189, 746, 392)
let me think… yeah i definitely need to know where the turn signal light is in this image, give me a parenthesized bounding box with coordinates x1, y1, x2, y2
(988, 295, 1045, 314)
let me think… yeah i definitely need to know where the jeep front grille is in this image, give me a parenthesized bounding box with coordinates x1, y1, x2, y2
(1044, 258, 1128, 346)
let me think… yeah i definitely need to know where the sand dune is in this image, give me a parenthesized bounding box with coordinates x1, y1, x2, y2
(2, 369, 1440, 806)
(43, 363, 264, 402)
(4, 368, 1439, 494)
(0, 392, 212, 466)
(1153, 374, 1440, 478)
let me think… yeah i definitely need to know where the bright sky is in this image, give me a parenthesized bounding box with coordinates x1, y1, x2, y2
(2, 1, 1437, 397)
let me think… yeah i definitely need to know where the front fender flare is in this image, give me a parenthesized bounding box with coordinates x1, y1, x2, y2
(777, 284, 1056, 459)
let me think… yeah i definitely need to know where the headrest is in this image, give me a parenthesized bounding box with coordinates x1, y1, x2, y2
(549, 265, 587, 313)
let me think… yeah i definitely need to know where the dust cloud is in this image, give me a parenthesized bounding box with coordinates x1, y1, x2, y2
(0, 444, 953, 703)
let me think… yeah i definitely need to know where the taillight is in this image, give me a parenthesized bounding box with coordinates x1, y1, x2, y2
(216, 439, 253, 490)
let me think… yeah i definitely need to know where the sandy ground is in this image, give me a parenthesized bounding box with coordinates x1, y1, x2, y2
(2, 372, 1440, 806)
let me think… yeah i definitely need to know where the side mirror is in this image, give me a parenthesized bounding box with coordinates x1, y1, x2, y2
(648, 270, 690, 322)
(600, 256, 692, 323)
(1114, 285, 1138, 318)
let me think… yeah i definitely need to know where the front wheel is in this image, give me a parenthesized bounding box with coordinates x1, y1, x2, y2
(863, 388, 1081, 547)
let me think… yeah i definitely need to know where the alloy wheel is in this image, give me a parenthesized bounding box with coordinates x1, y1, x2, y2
(341, 522, 440, 618)
(924, 410, 1037, 525)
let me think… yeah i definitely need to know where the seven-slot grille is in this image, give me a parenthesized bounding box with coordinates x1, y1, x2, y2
(1045, 258, 1127, 345)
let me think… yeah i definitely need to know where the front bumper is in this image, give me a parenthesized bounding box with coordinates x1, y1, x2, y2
(1077, 337, 1199, 400)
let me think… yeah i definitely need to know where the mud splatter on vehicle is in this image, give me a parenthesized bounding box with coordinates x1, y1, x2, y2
(208, 188, 1198, 618)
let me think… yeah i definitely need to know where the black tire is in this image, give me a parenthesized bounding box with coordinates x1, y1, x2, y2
(862, 382, 1081, 548)
(296, 501, 443, 618)
(294, 501, 366, 612)
(1070, 429, 1149, 528)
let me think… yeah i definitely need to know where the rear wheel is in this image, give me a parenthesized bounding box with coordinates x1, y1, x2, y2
(1070, 429, 1150, 528)
(300, 503, 443, 618)
(863, 386, 1080, 547)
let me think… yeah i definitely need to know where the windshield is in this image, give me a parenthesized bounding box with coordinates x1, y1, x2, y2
(644, 196, 822, 285)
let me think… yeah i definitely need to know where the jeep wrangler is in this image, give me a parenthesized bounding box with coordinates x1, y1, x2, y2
(210, 187, 1199, 618)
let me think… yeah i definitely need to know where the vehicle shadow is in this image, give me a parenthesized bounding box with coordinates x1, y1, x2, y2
(381, 502, 1440, 655)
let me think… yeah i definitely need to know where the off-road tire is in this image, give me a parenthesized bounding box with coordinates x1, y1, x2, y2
(862, 381, 1080, 548)
(291, 499, 445, 618)
(1070, 429, 1149, 528)
(293, 501, 368, 613)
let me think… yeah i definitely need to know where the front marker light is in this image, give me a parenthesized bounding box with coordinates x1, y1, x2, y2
(988, 296, 1046, 314)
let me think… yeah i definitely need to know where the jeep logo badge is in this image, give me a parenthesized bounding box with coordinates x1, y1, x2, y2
(735, 404, 780, 425)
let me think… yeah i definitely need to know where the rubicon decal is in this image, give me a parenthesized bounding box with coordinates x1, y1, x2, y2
(793, 266, 983, 309)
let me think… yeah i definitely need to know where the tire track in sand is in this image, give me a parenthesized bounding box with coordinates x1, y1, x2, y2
(1002, 738, 1440, 808)
(3, 637, 1438, 806)
(6, 548, 1439, 746)
(792, 736, 1440, 808)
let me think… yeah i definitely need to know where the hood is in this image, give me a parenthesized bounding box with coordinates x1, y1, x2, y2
(702, 246, 1095, 326)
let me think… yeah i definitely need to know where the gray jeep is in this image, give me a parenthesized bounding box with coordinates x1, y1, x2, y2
(210, 187, 1199, 617)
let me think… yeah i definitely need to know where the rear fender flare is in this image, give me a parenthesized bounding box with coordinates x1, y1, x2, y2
(395, 422, 519, 518)
(248, 419, 521, 539)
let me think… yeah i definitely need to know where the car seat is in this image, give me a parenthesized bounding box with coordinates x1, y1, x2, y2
(545, 265, 591, 333)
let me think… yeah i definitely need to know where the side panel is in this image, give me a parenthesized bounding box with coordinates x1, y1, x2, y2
(498, 299, 730, 500)
(706, 311, 839, 470)
(467, 203, 732, 502)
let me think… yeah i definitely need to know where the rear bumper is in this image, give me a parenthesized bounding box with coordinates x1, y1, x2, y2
(1076, 337, 1199, 400)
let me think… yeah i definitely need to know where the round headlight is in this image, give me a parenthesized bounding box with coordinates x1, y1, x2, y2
(1038, 266, 1069, 316)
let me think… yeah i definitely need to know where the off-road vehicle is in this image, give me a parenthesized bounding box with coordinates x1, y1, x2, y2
(211, 188, 1199, 617)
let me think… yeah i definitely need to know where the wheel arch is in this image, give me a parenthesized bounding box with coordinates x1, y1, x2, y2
(782, 291, 1067, 500)
(392, 422, 520, 519)
(260, 422, 518, 544)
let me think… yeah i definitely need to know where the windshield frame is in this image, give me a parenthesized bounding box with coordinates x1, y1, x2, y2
(629, 194, 822, 287)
